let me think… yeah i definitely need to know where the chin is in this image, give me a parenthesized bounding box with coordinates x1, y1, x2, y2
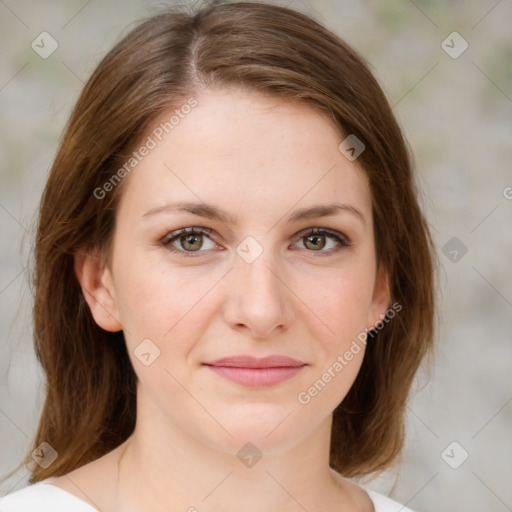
(199, 409, 313, 457)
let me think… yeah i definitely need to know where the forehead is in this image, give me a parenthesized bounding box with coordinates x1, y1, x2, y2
(116, 87, 372, 225)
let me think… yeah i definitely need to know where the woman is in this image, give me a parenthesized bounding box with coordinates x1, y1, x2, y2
(0, 1, 437, 511)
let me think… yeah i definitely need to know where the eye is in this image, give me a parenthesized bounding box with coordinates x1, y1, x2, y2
(161, 227, 217, 257)
(292, 228, 352, 254)
(161, 226, 352, 258)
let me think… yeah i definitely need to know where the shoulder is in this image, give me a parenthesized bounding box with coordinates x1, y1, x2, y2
(1, 479, 417, 512)
(0, 481, 98, 512)
(364, 488, 417, 512)
(329, 469, 417, 512)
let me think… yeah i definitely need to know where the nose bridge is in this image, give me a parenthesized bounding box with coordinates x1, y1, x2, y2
(240, 248, 280, 297)
(224, 237, 292, 335)
(234, 239, 282, 303)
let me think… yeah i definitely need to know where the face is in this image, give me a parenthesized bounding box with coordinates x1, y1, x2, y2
(77, 87, 390, 455)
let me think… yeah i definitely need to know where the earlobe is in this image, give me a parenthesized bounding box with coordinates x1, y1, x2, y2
(367, 264, 391, 331)
(74, 250, 123, 332)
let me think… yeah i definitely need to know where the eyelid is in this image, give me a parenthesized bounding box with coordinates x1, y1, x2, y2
(161, 226, 213, 243)
(293, 227, 352, 247)
(160, 226, 352, 257)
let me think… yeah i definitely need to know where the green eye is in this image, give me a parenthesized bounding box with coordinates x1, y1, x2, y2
(162, 227, 215, 256)
(296, 228, 352, 253)
(161, 226, 351, 258)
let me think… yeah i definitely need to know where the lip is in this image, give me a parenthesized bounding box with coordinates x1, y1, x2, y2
(205, 355, 306, 368)
(202, 355, 307, 388)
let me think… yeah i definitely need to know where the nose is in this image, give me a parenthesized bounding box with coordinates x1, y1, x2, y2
(222, 248, 294, 339)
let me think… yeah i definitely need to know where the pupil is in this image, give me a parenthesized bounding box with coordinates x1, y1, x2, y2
(183, 234, 201, 251)
(306, 235, 325, 250)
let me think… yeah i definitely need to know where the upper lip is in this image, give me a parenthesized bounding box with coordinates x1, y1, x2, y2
(203, 355, 306, 368)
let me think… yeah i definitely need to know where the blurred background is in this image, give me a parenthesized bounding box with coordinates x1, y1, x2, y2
(0, 1, 511, 510)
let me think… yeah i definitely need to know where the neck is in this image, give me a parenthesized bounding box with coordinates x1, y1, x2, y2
(112, 389, 359, 512)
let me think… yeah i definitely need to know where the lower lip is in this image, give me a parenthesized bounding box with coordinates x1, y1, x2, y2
(204, 365, 305, 388)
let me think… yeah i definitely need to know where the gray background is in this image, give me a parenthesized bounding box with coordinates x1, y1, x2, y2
(1, 1, 511, 511)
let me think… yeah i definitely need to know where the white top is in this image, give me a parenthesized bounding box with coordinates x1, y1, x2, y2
(0, 480, 416, 512)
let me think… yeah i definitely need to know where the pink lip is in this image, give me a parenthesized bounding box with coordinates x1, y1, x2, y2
(203, 355, 307, 388)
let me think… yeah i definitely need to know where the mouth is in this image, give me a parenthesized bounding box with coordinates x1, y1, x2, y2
(202, 355, 307, 388)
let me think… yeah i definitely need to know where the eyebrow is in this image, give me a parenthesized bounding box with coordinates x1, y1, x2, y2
(142, 200, 366, 226)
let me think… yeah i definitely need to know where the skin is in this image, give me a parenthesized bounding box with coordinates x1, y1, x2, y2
(50, 86, 390, 512)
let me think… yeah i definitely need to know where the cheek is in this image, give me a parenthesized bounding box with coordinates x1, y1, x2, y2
(113, 253, 219, 349)
(293, 261, 376, 343)
(292, 270, 373, 413)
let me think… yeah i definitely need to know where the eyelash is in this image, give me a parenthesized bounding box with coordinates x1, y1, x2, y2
(160, 226, 352, 258)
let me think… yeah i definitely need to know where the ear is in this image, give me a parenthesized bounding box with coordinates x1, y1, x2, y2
(366, 263, 391, 331)
(74, 250, 122, 332)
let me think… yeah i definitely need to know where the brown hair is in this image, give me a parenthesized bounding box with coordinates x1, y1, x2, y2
(5, 0, 437, 485)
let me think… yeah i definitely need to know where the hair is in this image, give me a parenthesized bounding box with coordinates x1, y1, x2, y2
(4, 0, 437, 486)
